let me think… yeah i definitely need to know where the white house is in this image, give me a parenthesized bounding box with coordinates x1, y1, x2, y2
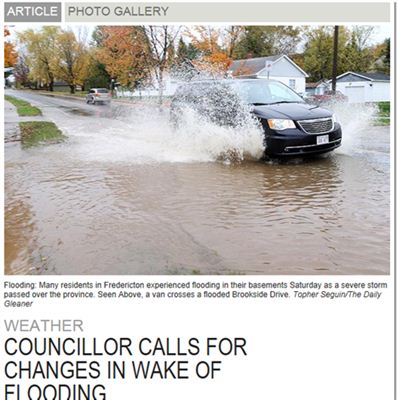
(115, 72, 180, 98)
(116, 60, 200, 98)
(229, 55, 309, 95)
(327, 72, 390, 103)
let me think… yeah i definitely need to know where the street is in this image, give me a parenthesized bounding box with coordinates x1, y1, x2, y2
(5, 90, 390, 275)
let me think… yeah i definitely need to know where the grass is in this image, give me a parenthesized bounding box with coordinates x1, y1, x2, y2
(373, 117, 390, 126)
(19, 121, 65, 147)
(377, 101, 390, 115)
(373, 101, 390, 126)
(5, 95, 42, 116)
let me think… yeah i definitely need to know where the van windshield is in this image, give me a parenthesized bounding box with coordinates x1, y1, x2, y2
(228, 80, 304, 105)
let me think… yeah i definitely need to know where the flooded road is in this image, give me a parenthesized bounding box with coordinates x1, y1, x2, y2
(5, 90, 390, 275)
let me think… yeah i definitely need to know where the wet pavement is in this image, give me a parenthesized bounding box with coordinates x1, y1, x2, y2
(4, 90, 390, 275)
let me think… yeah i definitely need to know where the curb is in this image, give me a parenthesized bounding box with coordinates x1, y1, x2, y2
(37, 92, 85, 102)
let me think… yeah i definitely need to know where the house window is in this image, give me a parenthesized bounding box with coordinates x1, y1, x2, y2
(289, 79, 296, 89)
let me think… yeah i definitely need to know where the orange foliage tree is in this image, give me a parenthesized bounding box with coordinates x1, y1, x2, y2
(4, 27, 17, 67)
(96, 26, 151, 88)
(186, 26, 233, 75)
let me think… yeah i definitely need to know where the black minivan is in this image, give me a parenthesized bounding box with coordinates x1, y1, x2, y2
(170, 79, 342, 157)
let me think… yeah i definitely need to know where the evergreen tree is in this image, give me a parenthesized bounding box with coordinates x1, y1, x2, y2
(233, 26, 301, 59)
(176, 37, 188, 62)
(303, 27, 334, 81)
(176, 37, 200, 63)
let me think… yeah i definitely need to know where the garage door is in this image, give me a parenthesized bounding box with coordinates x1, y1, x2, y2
(345, 86, 365, 103)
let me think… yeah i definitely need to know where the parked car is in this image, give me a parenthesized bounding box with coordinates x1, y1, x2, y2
(86, 88, 111, 105)
(170, 79, 342, 157)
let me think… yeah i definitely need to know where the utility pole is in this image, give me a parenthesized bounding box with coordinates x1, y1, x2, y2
(332, 26, 339, 92)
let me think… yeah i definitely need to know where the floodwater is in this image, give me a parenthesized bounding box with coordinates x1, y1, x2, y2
(4, 91, 390, 274)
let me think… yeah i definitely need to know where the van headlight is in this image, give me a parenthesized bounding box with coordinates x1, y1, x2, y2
(332, 113, 339, 124)
(267, 119, 295, 130)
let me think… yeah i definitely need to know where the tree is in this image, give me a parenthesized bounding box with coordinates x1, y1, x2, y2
(188, 26, 221, 55)
(13, 51, 31, 87)
(233, 26, 301, 59)
(167, 41, 176, 67)
(82, 27, 111, 90)
(52, 30, 90, 93)
(380, 38, 390, 74)
(224, 26, 244, 58)
(172, 38, 200, 81)
(96, 26, 151, 90)
(234, 27, 269, 58)
(351, 26, 375, 51)
(302, 26, 378, 82)
(342, 27, 375, 72)
(176, 37, 199, 64)
(176, 37, 188, 62)
(144, 25, 180, 104)
(4, 27, 17, 67)
(18, 27, 59, 90)
(186, 26, 232, 75)
(372, 38, 390, 74)
(85, 53, 111, 90)
(302, 26, 349, 81)
(302, 27, 334, 81)
(92, 26, 105, 47)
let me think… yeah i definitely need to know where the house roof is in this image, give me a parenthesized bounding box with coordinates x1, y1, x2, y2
(306, 79, 328, 88)
(229, 55, 282, 75)
(229, 55, 309, 78)
(334, 71, 390, 82)
(306, 82, 319, 88)
(357, 72, 390, 81)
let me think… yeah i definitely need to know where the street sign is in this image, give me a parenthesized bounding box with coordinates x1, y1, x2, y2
(264, 61, 273, 71)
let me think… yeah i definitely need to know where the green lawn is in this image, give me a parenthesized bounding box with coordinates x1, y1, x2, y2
(19, 121, 65, 147)
(5, 95, 42, 116)
(377, 101, 390, 115)
(374, 102, 390, 126)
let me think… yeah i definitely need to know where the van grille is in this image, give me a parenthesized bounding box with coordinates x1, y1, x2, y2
(297, 118, 334, 134)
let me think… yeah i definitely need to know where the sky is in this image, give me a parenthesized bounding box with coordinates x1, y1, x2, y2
(371, 24, 392, 43)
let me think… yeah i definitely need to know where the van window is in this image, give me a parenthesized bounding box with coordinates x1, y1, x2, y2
(231, 80, 303, 104)
(266, 81, 301, 102)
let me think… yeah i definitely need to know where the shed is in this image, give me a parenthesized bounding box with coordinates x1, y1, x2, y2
(229, 55, 309, 95)
(327, 72, 390, 103)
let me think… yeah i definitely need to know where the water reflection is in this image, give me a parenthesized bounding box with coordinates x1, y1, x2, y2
(5, 186, 37, 274)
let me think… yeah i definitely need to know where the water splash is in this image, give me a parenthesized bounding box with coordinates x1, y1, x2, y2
(58, 88, 265, 164)
(48, 85, 382, 165)
(325, 101, 378, 155)
(170, 104, 264, 163)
